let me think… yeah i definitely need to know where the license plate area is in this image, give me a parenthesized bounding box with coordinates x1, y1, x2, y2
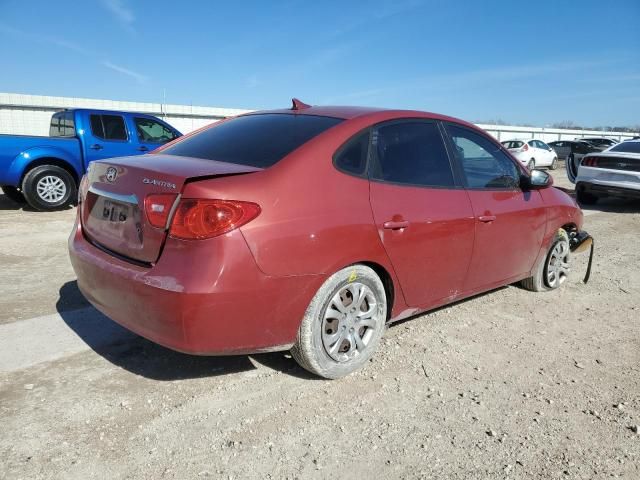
(102, 199, 129, 223)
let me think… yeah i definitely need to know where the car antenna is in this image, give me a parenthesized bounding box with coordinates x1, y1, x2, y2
(291, 98, 311, 110)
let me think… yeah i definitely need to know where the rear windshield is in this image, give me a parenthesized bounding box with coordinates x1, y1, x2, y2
(609, 142, 640, 154)
(161, 113, 344, 168)
(501, 140, 523, 149)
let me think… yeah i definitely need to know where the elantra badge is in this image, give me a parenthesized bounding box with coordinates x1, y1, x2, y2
(106, 167, 118, 183)
(143, 178, 177, 189)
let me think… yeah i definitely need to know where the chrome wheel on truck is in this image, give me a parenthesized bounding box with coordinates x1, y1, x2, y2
(21, 165, 76, 211)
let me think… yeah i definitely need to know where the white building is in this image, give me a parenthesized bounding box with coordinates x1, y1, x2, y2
(0, 92, 637, 142)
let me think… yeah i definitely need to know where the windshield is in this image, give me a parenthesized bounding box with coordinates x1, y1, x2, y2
(160, 113, 344, 168)
(609, 142, 640, 154)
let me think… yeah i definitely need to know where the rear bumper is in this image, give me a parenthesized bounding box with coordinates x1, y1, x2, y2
(69, 219, 325, 355)
(577, 181, 640, 199)
(576, 166, 640, 198)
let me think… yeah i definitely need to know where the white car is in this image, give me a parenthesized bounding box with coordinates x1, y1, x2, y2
(568, 139, 640, 204)
(501, 139, 559, 170)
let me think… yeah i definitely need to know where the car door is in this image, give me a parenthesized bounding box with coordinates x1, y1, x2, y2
(367, 120, 475, 308)
(84, 113, 134, 162)
(538, 140, 555, 165)
(443, 123, 546, 292)
(132, 116, 180, 153)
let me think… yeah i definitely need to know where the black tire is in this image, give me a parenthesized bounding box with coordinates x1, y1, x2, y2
(549, 157, 558, 170)
(527, 159, 536, 170)
(1, 186, 26, 204)
(576, 187, 598, 205)
(291, 265, 387, 379)
(21, 165, 76, 211)
(521, 229, 571, 292)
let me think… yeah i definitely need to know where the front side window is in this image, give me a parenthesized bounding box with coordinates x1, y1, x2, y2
(161, 113, 343, 168)
(334, 130, 370, 176)
(370, 121, 455, 188)
(446, 124, 520, 189)
(134, 117, 178, 144)
(90, 114, 128, 141)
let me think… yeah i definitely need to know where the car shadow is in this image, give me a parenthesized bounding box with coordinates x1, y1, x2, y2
(56, 281, 317, 381)
(0, 194, 30, 211)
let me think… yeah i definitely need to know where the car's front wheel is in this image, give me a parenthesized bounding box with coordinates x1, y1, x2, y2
(291, 265, 387, 379)
(527, 159, 536, 170)
(521, 229, 571, 292)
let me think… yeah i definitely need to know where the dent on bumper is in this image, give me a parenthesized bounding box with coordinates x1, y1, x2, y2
(69, 221, 325, 355)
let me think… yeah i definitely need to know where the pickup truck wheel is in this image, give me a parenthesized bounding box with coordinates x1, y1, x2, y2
(291, 265, 387, 379)
(1, 186, 26, 204)
(520, 229, 570, 292)
(21, 165, 76, 211)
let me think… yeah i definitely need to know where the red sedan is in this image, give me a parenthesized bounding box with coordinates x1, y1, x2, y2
(69, 100, 592, 379)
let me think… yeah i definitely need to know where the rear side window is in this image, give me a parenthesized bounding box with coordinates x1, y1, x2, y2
(50, 111, 75, 137)
(502, 140, 523, 149)
(446, 124, 520, 189)
(90, 114, 128, 141)
(334, 131, 370, 175)
(161, 113, 343, 168)
(134, 117, 178, 144)
(371, 121, 455, 188)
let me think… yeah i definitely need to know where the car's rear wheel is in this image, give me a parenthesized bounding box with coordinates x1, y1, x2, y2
(527, 159, 535, 170)
(521, 229, 571, 292)
(1, 186, 26, 204)
(22, 165, 76, 211)
(291, 265, 387, 379)
(576, 186, 598, 205)
(549, 157, 558, 170)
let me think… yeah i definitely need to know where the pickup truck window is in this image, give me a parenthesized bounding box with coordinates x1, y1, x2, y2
(134, 117, 178, 144)
(50, 111, 75, 137)
(90, 114, 128, 141)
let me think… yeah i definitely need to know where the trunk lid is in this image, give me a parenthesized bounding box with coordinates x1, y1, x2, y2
(80, 154, 261, 264)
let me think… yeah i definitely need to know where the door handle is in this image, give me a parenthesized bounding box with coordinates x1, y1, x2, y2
(478, 215, 496, 223)
(137, 146, 149, 152)
(383, 220, 410, 230)
(89, 144, 103, 150)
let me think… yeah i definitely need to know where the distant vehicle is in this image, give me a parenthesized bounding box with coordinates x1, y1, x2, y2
(577, 137, 618, 151)
(0, 109, 182, 210)
(501, 139, 558, 170)
(69, 100, 592, 379)
(548, 140, 599, 179)
(569, 140, 640, 204)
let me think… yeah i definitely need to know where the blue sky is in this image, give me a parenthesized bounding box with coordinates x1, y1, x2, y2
(0, 0, 638, 126)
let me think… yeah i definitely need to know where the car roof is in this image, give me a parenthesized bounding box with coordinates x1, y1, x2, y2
(251, 103, 480, 129)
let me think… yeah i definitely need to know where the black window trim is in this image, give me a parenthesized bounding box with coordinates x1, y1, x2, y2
(362, 117, 464, 190)
(90, 113, 130, 143)
(440, 121, 525, 192)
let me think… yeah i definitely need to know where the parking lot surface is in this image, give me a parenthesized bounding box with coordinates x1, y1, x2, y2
(1, 165, 639, 479)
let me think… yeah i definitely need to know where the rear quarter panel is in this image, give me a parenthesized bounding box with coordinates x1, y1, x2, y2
(0, 135, 82, 185)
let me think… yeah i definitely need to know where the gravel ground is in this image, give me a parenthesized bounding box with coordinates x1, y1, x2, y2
(0, 165, 639, 479)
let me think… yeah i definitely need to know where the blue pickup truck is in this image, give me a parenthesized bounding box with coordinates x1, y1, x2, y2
(0, 109, 181, 210)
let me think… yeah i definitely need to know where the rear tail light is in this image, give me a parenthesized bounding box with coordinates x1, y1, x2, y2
(521, 143, 529, 152)
(145, 193, 179, 228)
(581, 157, 600, 167)
(169, 199, 261, 240)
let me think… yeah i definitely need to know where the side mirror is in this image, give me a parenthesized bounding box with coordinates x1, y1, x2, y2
(521, 169, 553, 190)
